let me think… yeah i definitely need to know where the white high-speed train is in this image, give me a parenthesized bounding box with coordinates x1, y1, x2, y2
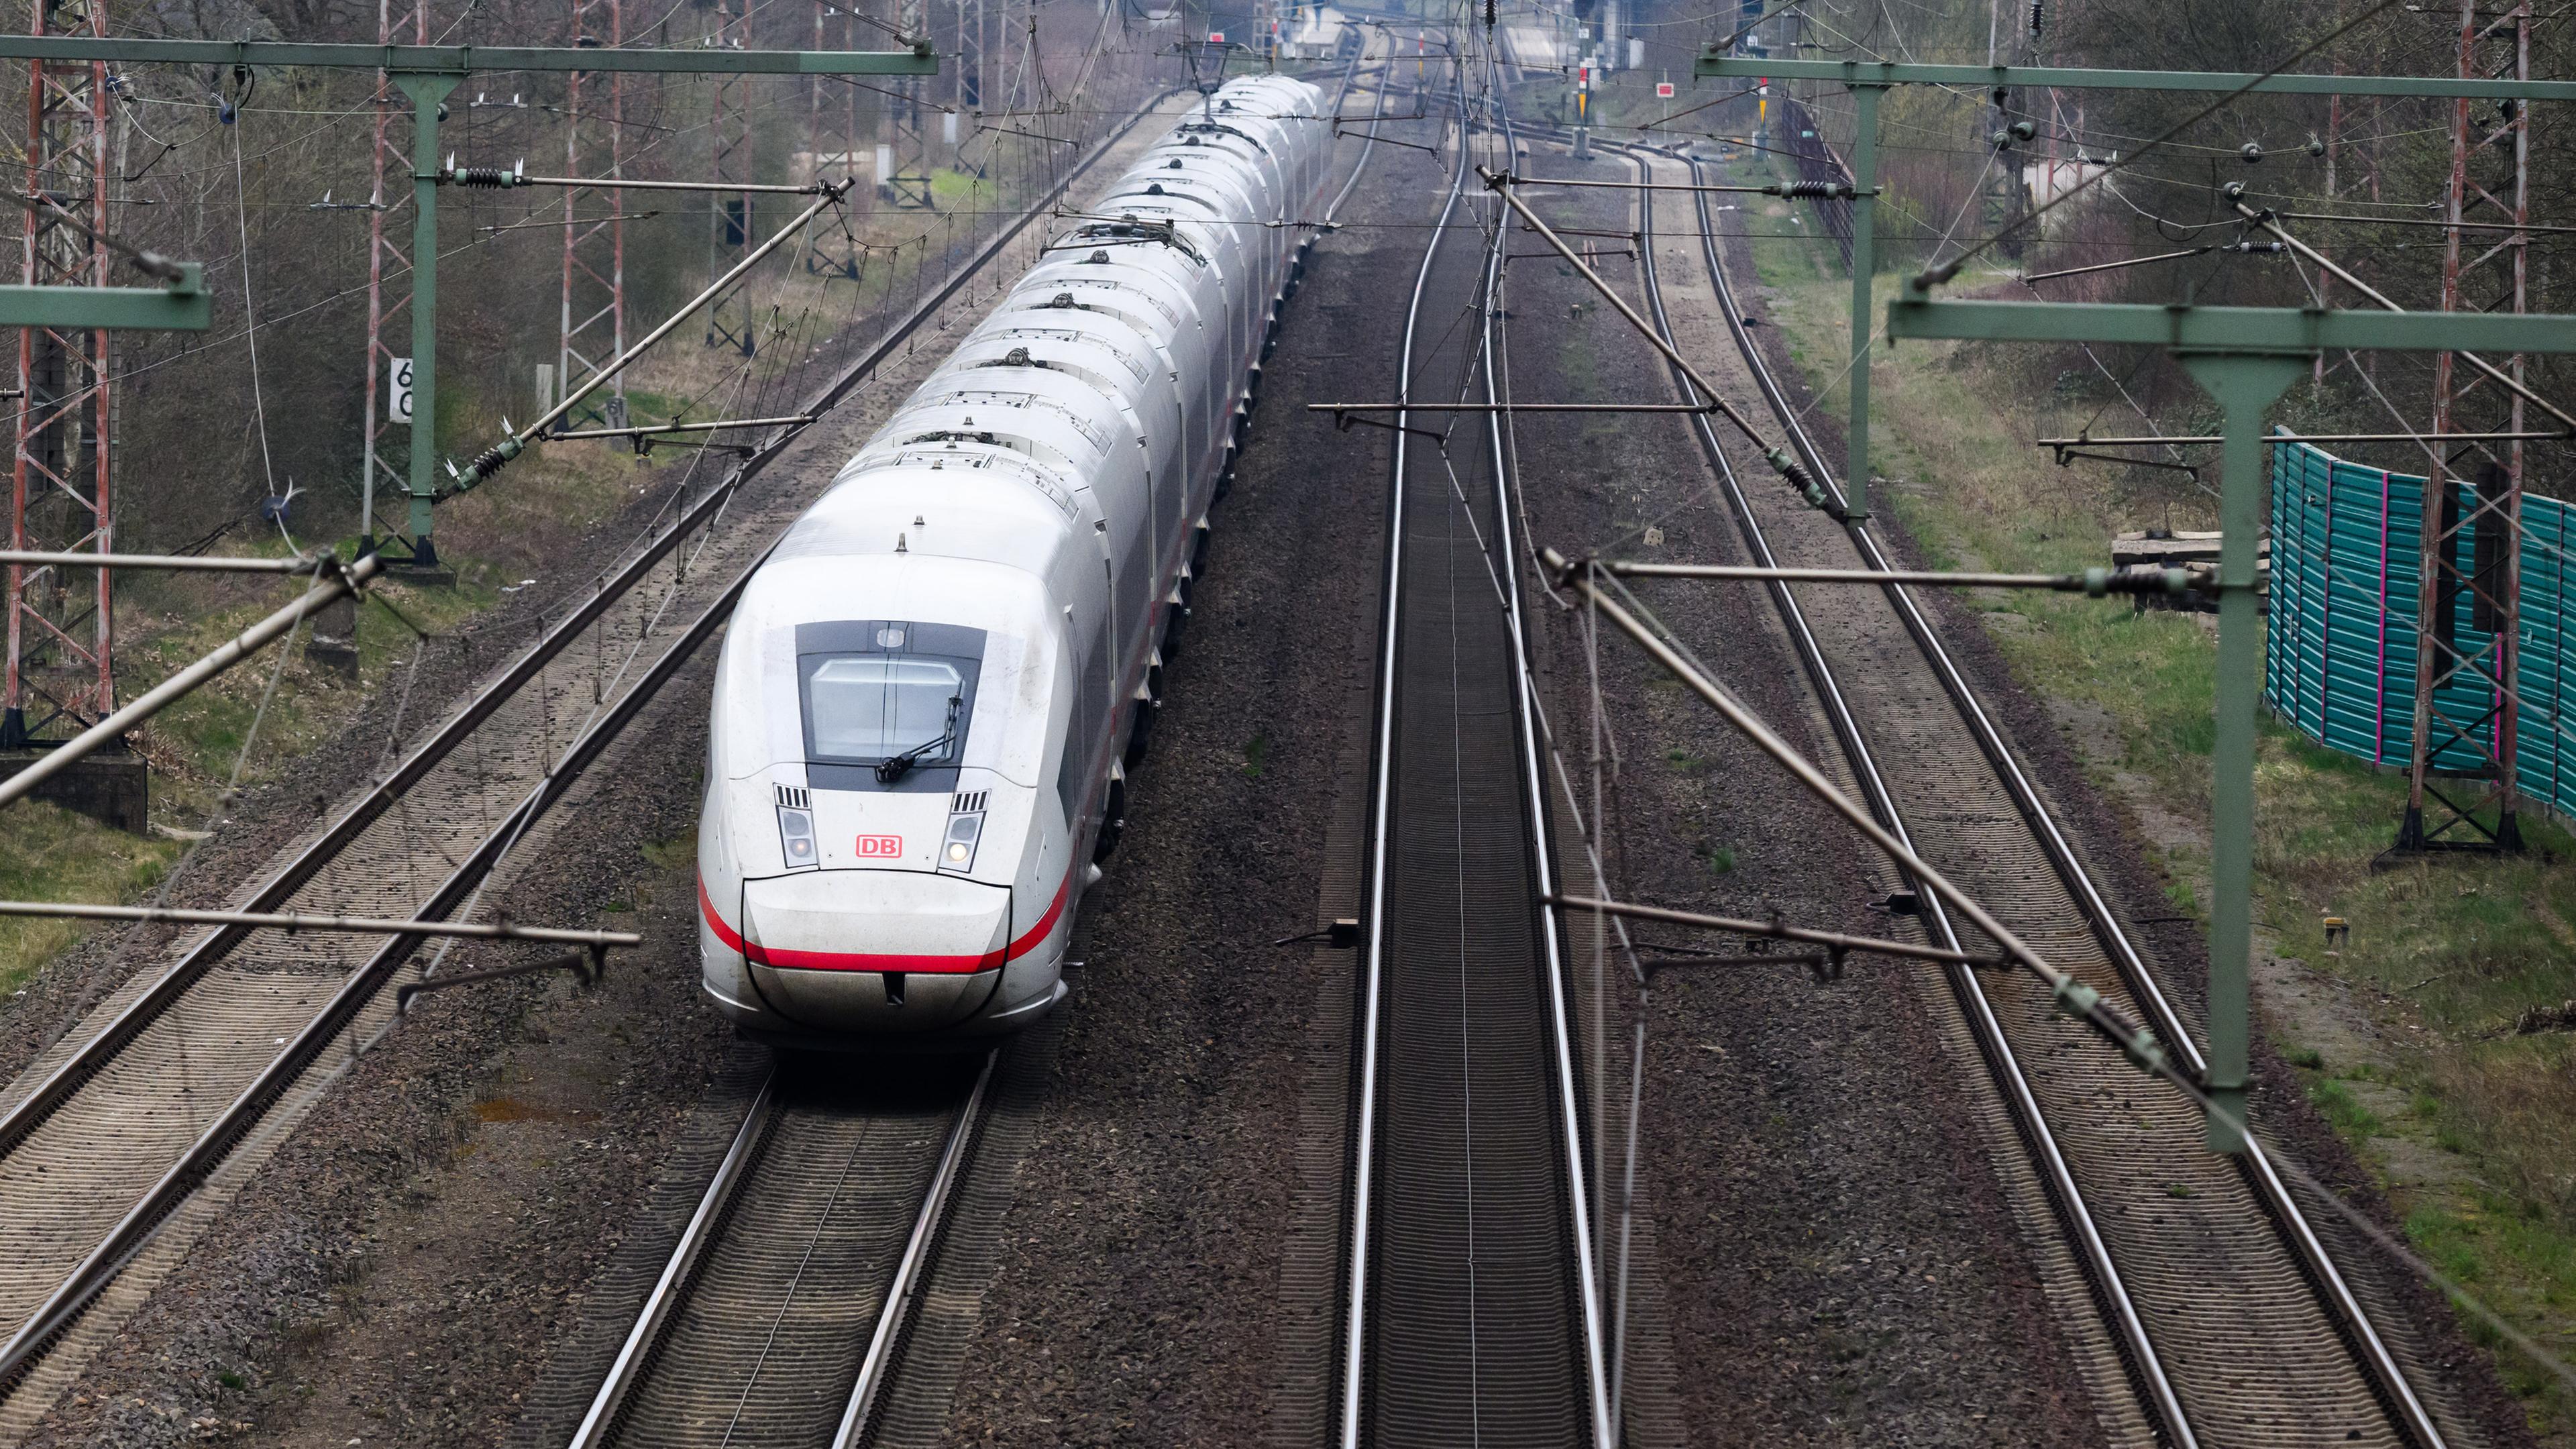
(698, 77, 1334, 1044)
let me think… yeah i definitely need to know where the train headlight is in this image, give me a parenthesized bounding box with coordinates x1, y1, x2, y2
(939, 812, 983, 873)
(777, 807, 818, 869)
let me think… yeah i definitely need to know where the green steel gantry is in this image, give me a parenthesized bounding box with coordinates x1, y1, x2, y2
(1678, 50, 2576, 1152)
(0, 36, 937, 572)
(1881, 298, 2576, 1151)
(0, 270, 208, 331)
(1692, 52, 2576, 523)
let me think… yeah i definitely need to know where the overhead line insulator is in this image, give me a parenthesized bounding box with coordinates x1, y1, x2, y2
(445, 160, 527, 188)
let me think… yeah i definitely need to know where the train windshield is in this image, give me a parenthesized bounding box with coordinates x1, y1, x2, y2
(794, 621, 985, 790)
(807, 657, 962, 761)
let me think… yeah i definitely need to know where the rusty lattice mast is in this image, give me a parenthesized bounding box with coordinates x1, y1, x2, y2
(561, 0, 627, 425)
(362, 0, 430, 555)
(3, 0, 113, 747)
(2398, 0, 2533, 854)
(705, 0, 758, 354)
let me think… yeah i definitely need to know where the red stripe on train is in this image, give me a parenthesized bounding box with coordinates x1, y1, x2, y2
(698, 870, 1069, 975)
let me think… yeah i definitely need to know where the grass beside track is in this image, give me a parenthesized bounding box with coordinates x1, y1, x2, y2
(1726, 145, 2576, 1439)
(0, 439, 628, 1004)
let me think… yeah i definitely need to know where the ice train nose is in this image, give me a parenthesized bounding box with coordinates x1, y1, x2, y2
(741, 869, 1012, 1030)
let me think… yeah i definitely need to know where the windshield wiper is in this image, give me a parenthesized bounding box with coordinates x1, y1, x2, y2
(874, 696, 962, 783)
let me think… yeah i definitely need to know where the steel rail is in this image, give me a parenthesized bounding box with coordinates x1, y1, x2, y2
(564, 1073, 782, 1449)
(1601, 138, 2196, 1447)
(0, 480, 741, 1169)
(0, 85, 1175, 1402)
(1339, 58, 1474, 1449)
(1475, 86, 1616, 1449)
(0, 535, 763, 1394)
(561, 1053, 994, 1449)
(1321, 42, 1389, 223)
(559, 80, 1238, 1442)
(1682, 146, 2445, 1448)
(830, 1049, 998, 1448)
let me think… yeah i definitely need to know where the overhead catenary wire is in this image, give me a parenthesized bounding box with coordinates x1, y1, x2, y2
(1913, 0, 2411, 292)
(231, 115, 292, 553)
(2233, 201, 2576, 435)
(1479, 165, 1827, 504)
(451, 182, 857, 488)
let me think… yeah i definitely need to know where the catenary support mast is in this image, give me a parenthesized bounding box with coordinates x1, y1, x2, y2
(2400, 0, 2534, 853)
(807, 0, 865, 276)
(560, 0, 627, 427)
(362, 0, 429, 560)
(3, 0, 113, 747)
(706, 0, 758, 354)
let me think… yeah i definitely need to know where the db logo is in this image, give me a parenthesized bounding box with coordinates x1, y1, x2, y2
(855, 835, 904, 859)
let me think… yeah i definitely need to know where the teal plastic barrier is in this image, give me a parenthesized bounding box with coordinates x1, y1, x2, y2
(2266, 438, 2576, 816)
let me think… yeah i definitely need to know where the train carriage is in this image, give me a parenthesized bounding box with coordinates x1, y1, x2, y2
(698, 76, 1332, 1044)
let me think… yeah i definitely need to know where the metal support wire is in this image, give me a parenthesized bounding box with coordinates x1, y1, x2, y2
(1478, 166, 1825, 506)
(2235, 201, 2576, 433)
(454, 184, 853, 490)
(1491, 170, 1875, 198)
(1597, 558, 2194, 596)
(1542, 894, 2005, 969)
(1314, 401, 1717, 415)
(464, 170, 832, 195)
(0, 549, 333, 574)
(548, 414, 816, 442)
(0, 899, 641, 948)
(0, 556, 379, 813)
(2042, 430, 2565, 447)
(2022, 246, 2212, 282)
(1542, 549, 2180, 1083)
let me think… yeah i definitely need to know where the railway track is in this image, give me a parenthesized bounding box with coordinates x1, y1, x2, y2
(0, 92, 1195, 1436)
(1337, 64, 1610, 1449)
(563, 1055, 991, 1449)
(1582, 134, 2455, 1446)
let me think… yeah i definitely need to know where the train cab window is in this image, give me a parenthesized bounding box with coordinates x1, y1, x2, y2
(794, 621, 986, 792)
(808, 657, 960, 758)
